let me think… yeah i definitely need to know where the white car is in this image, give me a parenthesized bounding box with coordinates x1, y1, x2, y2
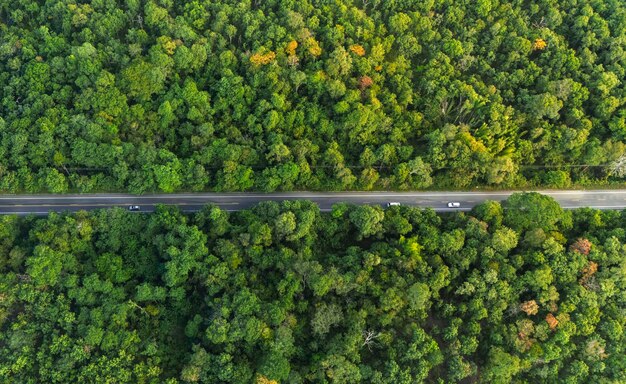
(387, 202, 401, 207)
(128, 205, 141, 211)
(447, 202, 461, 208)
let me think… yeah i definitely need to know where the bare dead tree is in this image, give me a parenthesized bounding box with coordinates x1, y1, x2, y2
(362, 0, 382, 10)
(17, 274, 32, 282)
(127, 299, 149, 315)
(440, 98, 451, 117)
(362, 330, 382, 350)
(610, 154, 626, 178)
(533, 16, 546, 28)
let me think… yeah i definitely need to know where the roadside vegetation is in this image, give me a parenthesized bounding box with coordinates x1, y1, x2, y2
(0, 193, 624, 383)
(1, 1, 625, 193)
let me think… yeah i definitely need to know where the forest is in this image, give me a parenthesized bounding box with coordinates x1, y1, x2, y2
(1, 0, 626, 192)
(0, 193, 624, 383)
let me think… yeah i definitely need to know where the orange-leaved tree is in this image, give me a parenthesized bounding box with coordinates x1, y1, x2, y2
(350, 44, 366, 56)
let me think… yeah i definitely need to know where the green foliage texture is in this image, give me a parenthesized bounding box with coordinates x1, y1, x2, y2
(0, 195, 625, 383)
(1, 0, 625, 192)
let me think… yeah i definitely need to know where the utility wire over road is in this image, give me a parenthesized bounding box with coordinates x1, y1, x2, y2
(0, 190, 624, 215)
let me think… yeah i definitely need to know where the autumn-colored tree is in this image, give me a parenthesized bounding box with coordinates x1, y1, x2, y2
(515, 319, 535, 352)
(256, 374, 278, 384)
(545, 313, 559, 330)
(533, 38, 547, 50)
(579, 260, 598, 288)
(520, 300, 539, 315)
(305, 37, 322, 57)
(585, 339, 608, 360)
(358, 76, 373, 90)
(287, 55, 299, 67)
(285, 40, 298, 56)
(349, 44, 366, 56)
(250, 51, 276, 66)
(570, 238, 592, 255)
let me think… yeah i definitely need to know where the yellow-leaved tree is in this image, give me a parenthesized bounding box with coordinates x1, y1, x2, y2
(349, 44, 366, 56)
(533, 38, 547, 50)
(250, 51, 276, 66)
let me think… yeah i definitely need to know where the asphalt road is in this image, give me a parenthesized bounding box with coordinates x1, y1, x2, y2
(0, 190, 624, 215)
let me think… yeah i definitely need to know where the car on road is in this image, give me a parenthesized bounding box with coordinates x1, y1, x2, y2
(447, 202, 461, 208)
(128, 205, 141, 211)
(386, 202, 401, 207)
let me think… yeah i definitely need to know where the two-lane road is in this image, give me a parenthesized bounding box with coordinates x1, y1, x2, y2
(0, 190, 624, 215)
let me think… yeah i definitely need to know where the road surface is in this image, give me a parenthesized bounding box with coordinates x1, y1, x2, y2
(0, 190, 624, 215)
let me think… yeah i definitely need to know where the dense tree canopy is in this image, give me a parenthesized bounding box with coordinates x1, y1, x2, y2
(0, 194, 625, 382)
(1, 0, 625, 192)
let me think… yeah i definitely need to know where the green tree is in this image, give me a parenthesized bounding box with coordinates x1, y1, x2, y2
(481, 347, 521, 383)
(349, 205, 385, 239)
(504, 192, 564, 232)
